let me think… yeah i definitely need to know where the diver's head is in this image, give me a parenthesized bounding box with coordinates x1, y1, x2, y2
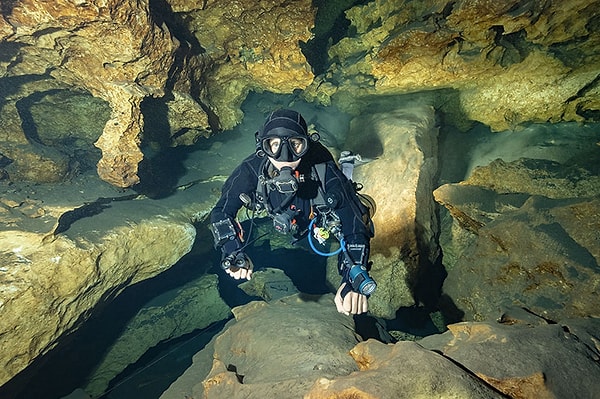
(256, 109, 314, 163)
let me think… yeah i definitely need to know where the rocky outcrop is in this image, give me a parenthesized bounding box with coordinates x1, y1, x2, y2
(304, 0, 600, 132)
(1, 0, 183, 187)
(420, 313, 600, 399)
(0, 0, 316, 187)
(161, 294, 600, 399)
(178, 0, 316, 130)
(3, 0, 598, 188)
(434, 152, 600, 322)
(0, 167, 230, 387)
(332, 100, 440, 318)
(0, 216, 197, 386)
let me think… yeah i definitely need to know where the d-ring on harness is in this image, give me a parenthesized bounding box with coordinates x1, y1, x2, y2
(308, 210, 376, 296)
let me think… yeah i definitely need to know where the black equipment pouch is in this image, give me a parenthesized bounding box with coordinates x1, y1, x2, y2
(273, 207, 298, 235)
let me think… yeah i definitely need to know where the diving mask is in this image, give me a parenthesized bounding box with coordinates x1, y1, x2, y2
(261, 131, 308, 162)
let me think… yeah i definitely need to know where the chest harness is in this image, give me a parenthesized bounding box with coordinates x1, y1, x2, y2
(240, 158, 324, 232)
(240, 157, 377, 296)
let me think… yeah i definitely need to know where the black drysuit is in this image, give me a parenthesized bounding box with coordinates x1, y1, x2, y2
(210, 142, 373, 286)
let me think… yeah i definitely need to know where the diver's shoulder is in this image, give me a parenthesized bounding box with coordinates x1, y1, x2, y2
(238, 153, 265, 173)
(305, 141, 334, 164)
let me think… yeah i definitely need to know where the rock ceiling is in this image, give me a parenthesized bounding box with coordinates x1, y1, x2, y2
(1, 0, 598, 187)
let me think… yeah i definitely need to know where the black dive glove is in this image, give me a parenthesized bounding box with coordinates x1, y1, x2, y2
(339, 242, 377, 297)
(210, 218, 251, 270)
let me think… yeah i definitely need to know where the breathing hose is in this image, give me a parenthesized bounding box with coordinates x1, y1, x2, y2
(308, 217, 377, 296)
(308, 218, 344, 257)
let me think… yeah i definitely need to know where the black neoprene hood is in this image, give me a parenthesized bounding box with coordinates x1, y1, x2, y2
(259, 109, 308, 139)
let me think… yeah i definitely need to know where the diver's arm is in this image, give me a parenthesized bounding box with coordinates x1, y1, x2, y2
(211, 163, 252, 223)
(322, 162, 375, 314)
(209, 158, 259, 280)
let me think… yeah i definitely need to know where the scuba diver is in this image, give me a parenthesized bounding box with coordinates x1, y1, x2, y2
(209, 109, 376, 315)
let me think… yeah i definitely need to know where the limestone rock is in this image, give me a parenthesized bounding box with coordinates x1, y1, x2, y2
(305, 0, 600, 131)
(161, 294, 361, 399)
(93, 87, 146, 187)
(466, 158, 600, 199)
(1, 0, 182, 187)
(1, 0, 317, 188)
(420, 318, 600, 399)
(0, 127, 229, 388)
(0, 78, 99, 183)
(184, 0, 316, 130)
(1, 87, 110, 183)
(3, 0, 599, 189)
(239, 267, 299, 302)
(0, 217, 197, 386)
(3, 142, 70, 183)
(337, 101, 440, 318)
(163, 92, 212, 146)
(163, 294, 600, 399)
(83, 274, 231, 397)
(434, 159, 600, 321)
(306, 340, 505, 399)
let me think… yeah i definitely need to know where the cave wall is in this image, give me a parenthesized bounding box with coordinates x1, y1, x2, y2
(305, 0, 600, 132)
(1, 0, 599, 390)
(2, 0, 598, 188)
(0, 0, 315, 187)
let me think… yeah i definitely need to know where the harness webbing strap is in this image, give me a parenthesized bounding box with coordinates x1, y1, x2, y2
(312, 162, 328, 209)
(255, 160, 330, 216)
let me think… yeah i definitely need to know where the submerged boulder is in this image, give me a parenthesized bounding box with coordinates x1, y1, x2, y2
(162, 294, 361, 399)
(420, 314, 600, 399)
(435, 155, 600, 322)
(162, 294, 600, 398)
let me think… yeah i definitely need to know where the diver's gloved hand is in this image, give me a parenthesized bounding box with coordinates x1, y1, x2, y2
(334, 282, 368, 315)
(221, 251, 253, 280)
(211, 217, 250, 279)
